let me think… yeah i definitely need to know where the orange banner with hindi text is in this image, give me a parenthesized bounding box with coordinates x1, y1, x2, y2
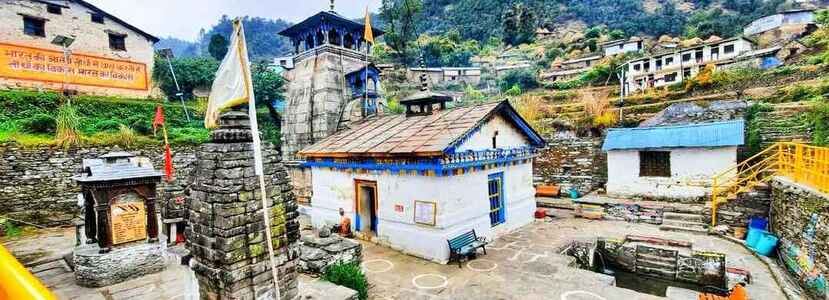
(0, 43, 149, 91)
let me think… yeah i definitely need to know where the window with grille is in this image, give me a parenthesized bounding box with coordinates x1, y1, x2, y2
(109, 33, 126, 51)
(488, 173, 505, 227)
(47, 4, 62, 14)
(23, 16, 45, 37)
(639, 151, 671, 177)
(724, 44, 735, 54)
(91, 13, 104, 24)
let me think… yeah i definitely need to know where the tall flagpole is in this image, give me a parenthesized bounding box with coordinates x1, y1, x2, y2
(235, 19, 282, 299)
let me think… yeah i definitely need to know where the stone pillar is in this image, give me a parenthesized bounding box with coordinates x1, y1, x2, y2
(187, 111, 300, 300)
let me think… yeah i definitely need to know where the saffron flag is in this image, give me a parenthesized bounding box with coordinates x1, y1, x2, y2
(164, 144, 173, 182)
(152, 105, 165, 135)
(364, 7, 374, 44)
(153, 105, 174, 181)
(204, 21, 251, 129)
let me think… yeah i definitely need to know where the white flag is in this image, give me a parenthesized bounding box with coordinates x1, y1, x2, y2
(204, 20, 264, 177)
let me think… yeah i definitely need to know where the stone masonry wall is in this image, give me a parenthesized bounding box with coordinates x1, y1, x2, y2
(0, 143, 197, 226)
(282, 51, 365, 161)
(770, 177, 829, 299)
(0, 0, 157, 98)
(704, 185, 772, 233)
(534, 133, 606, 195)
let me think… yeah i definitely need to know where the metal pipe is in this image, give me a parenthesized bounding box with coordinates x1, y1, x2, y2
(164, 55, 191, 122)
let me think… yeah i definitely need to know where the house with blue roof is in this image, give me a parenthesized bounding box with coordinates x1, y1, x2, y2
(603, 120, 745, 201)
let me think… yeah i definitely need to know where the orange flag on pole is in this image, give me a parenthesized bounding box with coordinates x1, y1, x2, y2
(364, 7, 374, 44)
(153, 105, 173, 182)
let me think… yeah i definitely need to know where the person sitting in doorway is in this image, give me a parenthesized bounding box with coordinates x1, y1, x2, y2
(332, 208, 353, 238)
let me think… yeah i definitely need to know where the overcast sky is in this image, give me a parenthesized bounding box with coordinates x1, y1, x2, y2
(85, 0, 382, 41)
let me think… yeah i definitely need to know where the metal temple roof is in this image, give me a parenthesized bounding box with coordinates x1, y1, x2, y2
(602, 120, 745, 151)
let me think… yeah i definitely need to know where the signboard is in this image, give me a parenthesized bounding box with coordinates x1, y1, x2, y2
(110, 201, 147, 245)
(0, 43, 149, 90)
(414, 201, 436, 226)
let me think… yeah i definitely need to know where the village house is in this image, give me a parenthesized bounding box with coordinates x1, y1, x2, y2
(622, 36, 755, 95)
(0, 0, 159, 98)
(599, 37, 643, 56)
(407, 67, 482, 86)
(744, 9, 817, 38)
(603, 120, 745, 201)
(298, 92, 545, 263)
(542, 54, 602, 82)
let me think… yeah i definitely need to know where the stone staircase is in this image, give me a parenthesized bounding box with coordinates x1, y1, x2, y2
(634, 245, 679, 279)
(659, 208, 709, 234)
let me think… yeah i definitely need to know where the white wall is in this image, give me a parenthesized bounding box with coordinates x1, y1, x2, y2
(455, 114, 531, 152)
(309, 162, 536, 263)
(606, 147, 738, 201)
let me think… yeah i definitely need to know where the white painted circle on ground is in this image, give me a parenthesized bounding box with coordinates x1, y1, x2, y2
(412, 273, 448, 290)
(561, 290, 607, 300)
(361, 259, 394, 273)
(466, 259, 498, 272)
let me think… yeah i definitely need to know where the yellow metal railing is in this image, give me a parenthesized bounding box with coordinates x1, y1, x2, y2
(0, 244, 56, 300)
(711, 142, 829, 226)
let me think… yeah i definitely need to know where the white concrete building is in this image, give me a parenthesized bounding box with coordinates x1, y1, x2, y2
(622, 37, 755, 95)
(407, 67, 482, 86)
(0, 0, 159, 98)
(603, 120, 745, 201)
(600, 37, 644, 56)
(298, 96, 545, 263)
(744, 9, 816, 36)
(542, 55, 602, 82)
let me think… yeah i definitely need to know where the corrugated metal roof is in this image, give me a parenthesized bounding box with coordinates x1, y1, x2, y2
(602, 120, 745, 151)
(299, 100, 545, 158)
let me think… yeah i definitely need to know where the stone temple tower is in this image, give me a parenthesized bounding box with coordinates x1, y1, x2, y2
(277, 5, 384, 203)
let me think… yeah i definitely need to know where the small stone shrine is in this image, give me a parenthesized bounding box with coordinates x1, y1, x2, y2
(71, 152, 165, 287)
(187, 111, 300, 300)
(299, 228, 362, 274)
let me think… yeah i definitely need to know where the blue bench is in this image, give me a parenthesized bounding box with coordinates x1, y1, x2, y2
(447, 229, 488, 268)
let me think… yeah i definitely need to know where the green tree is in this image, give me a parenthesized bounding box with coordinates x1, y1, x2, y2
(502, 3, 536, 46)
(251, 62, 285, 124)
(418, 30, 480, 67)
(152, 56, 220, 99)
(498, 68, 539, 92)
(380, 0, 423, 66)
(208, 34, 229, 60)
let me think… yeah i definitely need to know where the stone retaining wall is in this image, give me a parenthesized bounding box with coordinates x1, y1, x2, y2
(0, 143, 198, 226)
(705, 186, 772, 233)
(534, 134, 606, 195)
(770, 177, 829, 300)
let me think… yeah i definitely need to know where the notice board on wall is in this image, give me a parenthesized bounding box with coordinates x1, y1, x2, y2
(414, 201, 436, 226)
(0, 43, 149, 90)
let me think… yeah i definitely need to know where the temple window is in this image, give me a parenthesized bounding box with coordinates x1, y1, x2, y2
(328, 29, 341, 46)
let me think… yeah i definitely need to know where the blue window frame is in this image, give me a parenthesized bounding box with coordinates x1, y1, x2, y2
(488, 173, 505, 227)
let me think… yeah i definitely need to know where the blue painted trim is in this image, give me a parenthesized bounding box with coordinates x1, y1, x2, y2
(488, 172, 505, 225)
(300, 148, 537, 175)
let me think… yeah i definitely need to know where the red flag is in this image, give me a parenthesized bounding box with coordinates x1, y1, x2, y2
(164, 144, 173, 182)
(153, 105, 165, 134)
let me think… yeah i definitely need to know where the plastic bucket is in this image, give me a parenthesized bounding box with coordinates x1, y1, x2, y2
(746, 228, 765, 248)
(755, 233, 779, 256)
(749, 217, 768, 230)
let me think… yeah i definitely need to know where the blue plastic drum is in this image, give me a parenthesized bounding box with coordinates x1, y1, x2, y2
(749, 217, 768, 230)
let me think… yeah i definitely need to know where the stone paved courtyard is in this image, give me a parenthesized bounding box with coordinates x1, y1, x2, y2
(3, 209, 788, 299)
(355, 210, 788, 299)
